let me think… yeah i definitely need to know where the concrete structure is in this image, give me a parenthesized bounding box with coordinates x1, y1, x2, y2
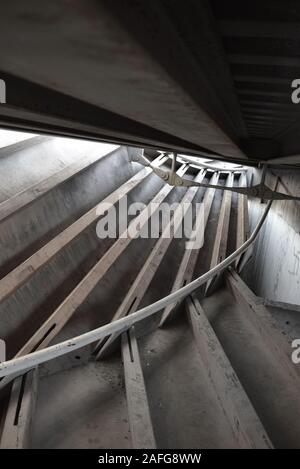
(0, 2, 300, 450)
(0, 133, 299, 449)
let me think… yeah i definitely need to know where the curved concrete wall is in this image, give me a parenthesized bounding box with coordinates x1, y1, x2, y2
(0, 137, 148, 359)
(244, 169, 300, 306)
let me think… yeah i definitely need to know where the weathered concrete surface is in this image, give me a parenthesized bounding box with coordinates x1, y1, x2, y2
(0, 129, 37, 152)
(244, 169, 300, 305)
(138, 317, 241, 448)
(0, 3, 245, 159)
(32, 358, 131, 449)
(0, 138, 145, 360)
(265, 304, 300, 343)
(132, 172, 227, 338)
(0, 135, 116, 203)
(202, 286, 300, 448)
(17, 165, 243, 449)
(3, 137, 296, 448)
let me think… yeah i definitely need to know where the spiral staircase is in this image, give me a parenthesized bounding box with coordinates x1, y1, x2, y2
(0, 135, 299, 449)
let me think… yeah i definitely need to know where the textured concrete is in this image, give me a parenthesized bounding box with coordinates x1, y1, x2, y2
(0, 129, 37, 152)
(244, 169, 300, 305)
(4, 156, 245, 449)
(2, 136, 300, 448)
(0, 2, 245, 159)
(0, 135, 116, 202)
(0, 138, 143, 360)
(138, 317, 240, 448)
(202, 286, 300, 448)
(32, 358, 131, 449)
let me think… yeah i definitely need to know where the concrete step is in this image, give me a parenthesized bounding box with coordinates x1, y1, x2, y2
(201, 284, 300, 448)
(135, 317, 242, 448)
(2, 138, 292, 449)
(31, 358, 131, 449)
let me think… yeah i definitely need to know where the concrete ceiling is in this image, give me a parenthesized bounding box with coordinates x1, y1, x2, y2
(0, 1, 300, 165)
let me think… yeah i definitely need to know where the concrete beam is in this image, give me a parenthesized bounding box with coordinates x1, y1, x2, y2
(186, 295, 272, 448)
(0, 368, 38, 449)
(0, 340, 5, 362)
(159, 172, 219, 326)
(206, 173, 234, 293)
(226, 269, 300, 383)
(262, 298, 300, 314)
(122, 328, 156, 449)
(235, 173, 250, 268)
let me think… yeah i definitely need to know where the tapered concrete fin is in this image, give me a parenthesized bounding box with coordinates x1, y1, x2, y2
(262, 298, 300, 314)
(235, 172, 250, 269)
(186, 295, 272, 449)
(0, 339, 5, 362)
(205, 172, 234, 294)
(226, 268, 300, 383)
(122, 328, 156, 449)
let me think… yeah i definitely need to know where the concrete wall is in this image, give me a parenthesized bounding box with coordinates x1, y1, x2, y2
(0, 137, 145, 359)
(244, 169, 300, 305)
(0, 135, 118, 202)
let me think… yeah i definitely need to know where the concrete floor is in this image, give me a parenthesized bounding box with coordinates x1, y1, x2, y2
(138, 316, 240, 448)
(32, 313, 241, 449)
